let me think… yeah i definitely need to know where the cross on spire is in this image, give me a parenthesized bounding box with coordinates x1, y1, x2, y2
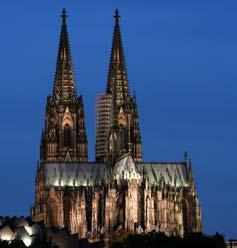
(113, 9, 120, 23)
(61, 8, 67, 24)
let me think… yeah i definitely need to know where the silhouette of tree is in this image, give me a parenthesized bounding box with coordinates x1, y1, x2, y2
(109, 231, 226, 248)
(0, 240, 26, 248)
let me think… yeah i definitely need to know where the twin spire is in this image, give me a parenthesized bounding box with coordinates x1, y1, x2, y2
(107, 9, 130, 106)
(51, 9, 142, 162)
(53, 9, 77, 102)
(53, 9, 130, 105)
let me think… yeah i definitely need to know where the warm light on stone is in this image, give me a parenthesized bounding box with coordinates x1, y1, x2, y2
(31, 8, 202, 239)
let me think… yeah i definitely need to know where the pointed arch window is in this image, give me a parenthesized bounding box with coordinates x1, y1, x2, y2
(64, 123, 72, 147)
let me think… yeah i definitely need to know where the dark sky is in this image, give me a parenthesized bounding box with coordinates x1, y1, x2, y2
(0, 0, 236, 238)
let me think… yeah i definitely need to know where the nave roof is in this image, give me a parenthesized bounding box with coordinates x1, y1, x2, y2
(44, 155, 189, 188)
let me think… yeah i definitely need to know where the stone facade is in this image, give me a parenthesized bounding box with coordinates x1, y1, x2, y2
(32, 9, 202, 239)
(40, 9, 87, 164)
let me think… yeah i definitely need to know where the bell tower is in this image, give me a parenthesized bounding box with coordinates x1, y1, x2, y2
(95, 9, 142, 163)
(40, 9, 88, 163)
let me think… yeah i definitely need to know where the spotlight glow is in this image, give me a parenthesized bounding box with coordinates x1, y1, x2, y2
(22, 236, 32, 247)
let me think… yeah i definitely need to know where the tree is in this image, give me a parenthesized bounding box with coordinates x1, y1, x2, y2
(0, 240, 26, 248)
(109, 231, 226, 248)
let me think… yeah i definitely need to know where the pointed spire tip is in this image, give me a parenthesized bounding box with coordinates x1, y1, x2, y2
(61, 8, 68, 24)
(184, 150, 188, 162)
(114, 9, 120, 23)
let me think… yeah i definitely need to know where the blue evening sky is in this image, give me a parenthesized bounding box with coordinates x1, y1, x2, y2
(0, 0, 236, 238)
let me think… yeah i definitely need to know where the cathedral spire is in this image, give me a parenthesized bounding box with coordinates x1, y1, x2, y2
(53, 9, 77, 102)
(96, 10, 142, 163)
(107, 9, 130, 105)
(41, 9, 88, 163)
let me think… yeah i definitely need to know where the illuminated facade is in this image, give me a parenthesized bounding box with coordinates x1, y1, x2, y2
(95, 9, 142, 163)
(40, 9, 88, 164)
(32, 9, 202, 238)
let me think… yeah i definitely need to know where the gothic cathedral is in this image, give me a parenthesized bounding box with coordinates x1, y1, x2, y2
(32, 9, 202, 238)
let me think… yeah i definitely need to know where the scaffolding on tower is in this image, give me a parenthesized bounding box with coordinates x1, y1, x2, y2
(95, 93, 112, 162)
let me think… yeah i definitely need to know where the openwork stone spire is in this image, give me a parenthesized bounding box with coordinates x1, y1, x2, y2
(53, 9, 77, 102)
(96, 9, 142, 163)
(40, 9, 88, 163)
(106, 9, 130, 106)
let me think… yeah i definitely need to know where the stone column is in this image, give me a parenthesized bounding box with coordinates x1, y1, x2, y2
(91, 190, 100, 235)
(125, 180, 140, 231)
(77, 191, 87, 238)
(105, 188, 116, 234)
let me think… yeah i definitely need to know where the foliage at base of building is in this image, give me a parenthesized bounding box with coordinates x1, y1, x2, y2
(109, 232, 226, 248)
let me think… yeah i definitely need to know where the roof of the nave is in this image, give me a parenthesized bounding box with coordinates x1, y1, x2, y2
(43, 155, 189, 188)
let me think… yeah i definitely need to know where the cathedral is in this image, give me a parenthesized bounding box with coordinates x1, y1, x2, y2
(32, 9, 202, 238)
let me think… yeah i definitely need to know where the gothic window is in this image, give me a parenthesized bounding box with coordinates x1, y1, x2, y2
(63, 195, 72, 229)
(64, 123, 72, 147)
(109, 133, 116, 150)
(120, 128, 125, 149)
(182, 199, 191, 233)
(47, 199, 60, 227)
